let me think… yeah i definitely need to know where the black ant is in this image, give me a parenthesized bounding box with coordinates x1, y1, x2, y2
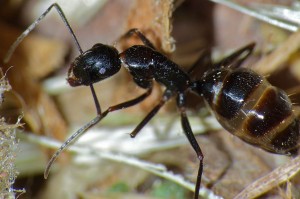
(5, 3, 300, 199)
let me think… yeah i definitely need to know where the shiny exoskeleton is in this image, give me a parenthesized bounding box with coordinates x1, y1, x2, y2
(4, 3, 300, 199)
(192, 65, 300, 156)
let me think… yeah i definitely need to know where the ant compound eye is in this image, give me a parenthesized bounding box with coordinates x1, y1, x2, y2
(67, 44, 121, 86)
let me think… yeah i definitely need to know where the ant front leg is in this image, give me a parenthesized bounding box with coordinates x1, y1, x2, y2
(120, 28, 156, 50)
(177, 93, 203, 199)
(44, 87, 153, 179)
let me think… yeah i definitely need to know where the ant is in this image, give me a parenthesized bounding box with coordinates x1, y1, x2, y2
(4, 3, 300, 199)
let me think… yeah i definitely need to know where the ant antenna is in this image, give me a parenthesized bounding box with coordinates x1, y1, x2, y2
(4, 3, 83, 64)
(44, 114, 102, 179)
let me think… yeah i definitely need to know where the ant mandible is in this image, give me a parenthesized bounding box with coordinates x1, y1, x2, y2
(6, 3, 299, 199)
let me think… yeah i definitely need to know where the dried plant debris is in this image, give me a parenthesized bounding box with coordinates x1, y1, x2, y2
(0, 73, 23, 198)
(0, 70, 11, 104)
(252, 28, 300, 75)
(0, 20, 68, 140)
(234, 155, 300, 199)
(121, 0, 175, 53)
(210, 0, 298, 32)
(22, 129, 223, 199)
(0, 118, 23, 199)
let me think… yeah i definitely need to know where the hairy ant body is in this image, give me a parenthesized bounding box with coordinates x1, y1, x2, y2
(4, 3, 300, 199)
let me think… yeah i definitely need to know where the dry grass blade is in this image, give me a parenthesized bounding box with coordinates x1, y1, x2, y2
(0, 71, 24, 198)
(19, 130, 223, 199)
(209, 0, 298, 32)
(234, 155, 300, 199)
(253, 29, 300, 75)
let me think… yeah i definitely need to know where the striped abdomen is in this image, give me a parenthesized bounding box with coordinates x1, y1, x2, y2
(198, 68, 300, 156)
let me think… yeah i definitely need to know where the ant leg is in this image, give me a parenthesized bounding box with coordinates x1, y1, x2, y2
(44, 87, 153, 179)
(214, 42, 255, 69)
(120, 28, 156, 50)
(177, 93, 203, 199)
(89, 84, 101, 114)
(187, 49, 212, 79)
(187, 42, 255, 78)
(130, 89, 174, 138)
(4, 3, 82, 63)
(100, 87, 153, 118)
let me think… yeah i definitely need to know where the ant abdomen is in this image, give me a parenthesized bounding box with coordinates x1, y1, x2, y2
(67, 43, 121, 87)
(195, 67, 300, 156)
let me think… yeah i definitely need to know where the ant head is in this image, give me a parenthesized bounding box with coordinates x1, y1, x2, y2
(67, 43, 121, 87)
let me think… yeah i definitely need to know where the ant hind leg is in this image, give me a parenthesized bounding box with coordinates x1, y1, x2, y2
(130, 89, 174, 138)
(177, 93, 203, 199)
(214, 42, 255, 69)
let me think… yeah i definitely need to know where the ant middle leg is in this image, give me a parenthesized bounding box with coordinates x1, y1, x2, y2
(44, 87, 153, 179)
(130, 89, 174, 138)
